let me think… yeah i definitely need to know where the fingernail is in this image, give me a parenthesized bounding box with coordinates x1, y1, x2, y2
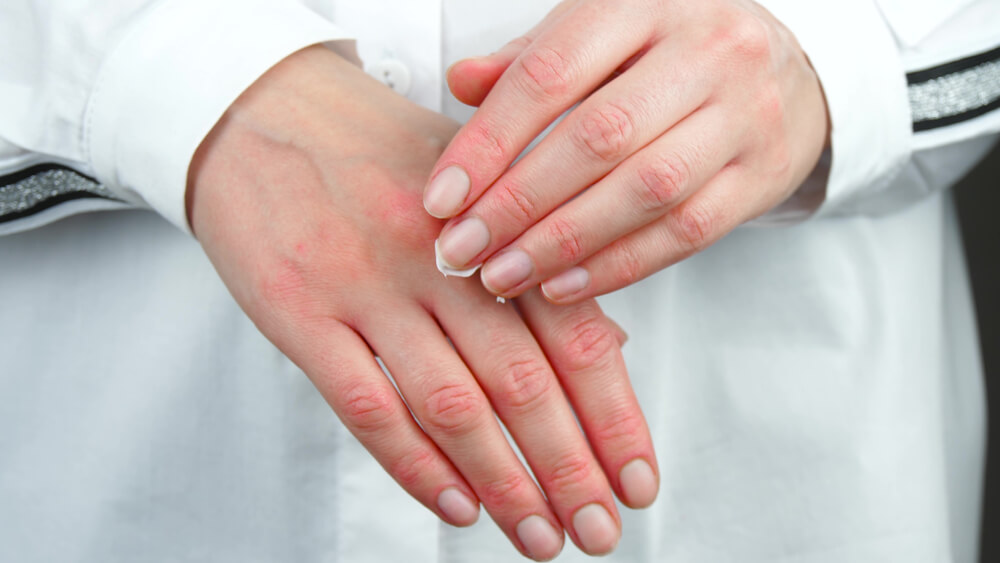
(424, 166, 471, 219)
(482, 250, 533, 294)
(437, 488, 480, 526)
(437, 217, 490, 269)
(516, 515, 563, 561)
(540, 267, 590, 302)
(572, 504, 619, 555)
(619, 459, 658, 508)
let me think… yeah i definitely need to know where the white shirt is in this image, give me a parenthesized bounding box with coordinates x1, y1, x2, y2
(1, 1, 998, 561)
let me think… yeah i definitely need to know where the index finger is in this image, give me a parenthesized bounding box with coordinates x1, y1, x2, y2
(423, 3, 652, 220)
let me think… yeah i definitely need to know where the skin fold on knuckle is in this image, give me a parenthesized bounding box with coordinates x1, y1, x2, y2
(556, 313, 619, 374)
(388, 448, 440, 491)
(421, 383, 488, 435)
(543, 452, 597, 495)
(490, 180, 539, 226)
(673, 200, 717, 254)
(547, 216, 587, 264)
(516, 45, 576, 99)
(610, 238, 646, 289)
(575, 101, 635, 163)
(495, 356, 555, 411)
(479, 472, 531, 509)
(464, 120, 512, 173)
(590, 403, 646, 449)
(339, 380, 399, 434)
(636, 154, 690, 213)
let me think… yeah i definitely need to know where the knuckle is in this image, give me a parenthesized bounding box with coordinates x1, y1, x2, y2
(480, 473, 530, 507)
(517, 46, 575, 98)
(467, 122, 511, 169)
(495, 356, 554, 411)
(422, 383, 487, 434)
(545, 453, 595, 492)
(389, 448, 438, 490)
(559, 314, 618, 373)
(547, 217, 586, 263)
(575, 102, 635, 162)
(637, 155, 689, 212)
(340, 382, 398, 433)
(592, 405, 646, 445)
(726, 16, 772, 62)
(492, 180, 538, 225)
(612, 239, 645, 288)
(674, 201, 716, 253)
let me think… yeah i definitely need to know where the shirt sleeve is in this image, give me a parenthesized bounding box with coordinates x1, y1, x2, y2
(0, 0, 358, 236)
(754, 0, 1000, 222)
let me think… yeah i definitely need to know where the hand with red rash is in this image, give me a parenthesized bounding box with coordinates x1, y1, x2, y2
(187, 46, 657, 561)
(424, 0, 830, 302)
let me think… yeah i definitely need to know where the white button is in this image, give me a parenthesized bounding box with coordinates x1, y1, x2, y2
(370, 59, 412, 96)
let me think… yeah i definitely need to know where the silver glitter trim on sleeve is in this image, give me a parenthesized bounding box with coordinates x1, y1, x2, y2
(909, 58, 1000, 123)
(0, 167, 120, 221)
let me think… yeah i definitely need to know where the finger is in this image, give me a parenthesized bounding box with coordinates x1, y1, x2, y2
(541, 164, 769, 303)
(424, 2, 652, 220)
(363, 304, 565, 561)
(479, 104, 741, 297)
(447, 0, 579, 107)
(517, 290, 658, 509)
(433, 43, 716, 277)
(287, 319, 482, 528)
(433, 286, 622, 556)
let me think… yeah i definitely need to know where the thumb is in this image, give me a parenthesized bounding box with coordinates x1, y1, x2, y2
(446, 38, 528, 106)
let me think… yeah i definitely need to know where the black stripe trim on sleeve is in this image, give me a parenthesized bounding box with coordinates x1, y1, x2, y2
(907, 44, 1000, 132)
(0, 163, 121, 225)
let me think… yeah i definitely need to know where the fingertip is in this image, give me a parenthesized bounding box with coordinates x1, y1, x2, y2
(424, 166, 471, 219)
(437, 487, 481, 527)
(618, 458, 659, 509)
(540, 267, 590, 304)
(571, 503, 620, 556)
(516, 515, 564, 561)
(447, 57, 506, 107)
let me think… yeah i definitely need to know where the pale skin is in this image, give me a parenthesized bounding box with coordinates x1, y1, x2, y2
(425, 0, 831, 302)
(186, 46, 656, 561)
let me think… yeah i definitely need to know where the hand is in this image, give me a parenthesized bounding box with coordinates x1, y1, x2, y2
(424, 0, 829, 302)
(187, 46, 657, 560)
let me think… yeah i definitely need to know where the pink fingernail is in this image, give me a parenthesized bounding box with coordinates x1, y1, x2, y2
(619, 459, 658, 508)
(482, 250, 534, 294)
(516, 515, 563, 561)
(572, 504, 619, 555)
(424, 166, 470, 219)
(437, 217, 490, 269)
(437, 488, 480, 526)
(540, 267, 590, 302)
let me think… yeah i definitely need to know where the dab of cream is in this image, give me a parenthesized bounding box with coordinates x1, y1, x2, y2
(434, 240, 507, 304)
(435, 238, 481, 277)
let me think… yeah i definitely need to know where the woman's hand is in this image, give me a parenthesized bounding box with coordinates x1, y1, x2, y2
(426, 0, 829, 302)
(188, 46, 656, 560)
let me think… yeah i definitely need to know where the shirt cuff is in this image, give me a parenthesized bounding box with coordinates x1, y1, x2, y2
(757, 0, 913, 218)
(85, 0, 358, 234)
